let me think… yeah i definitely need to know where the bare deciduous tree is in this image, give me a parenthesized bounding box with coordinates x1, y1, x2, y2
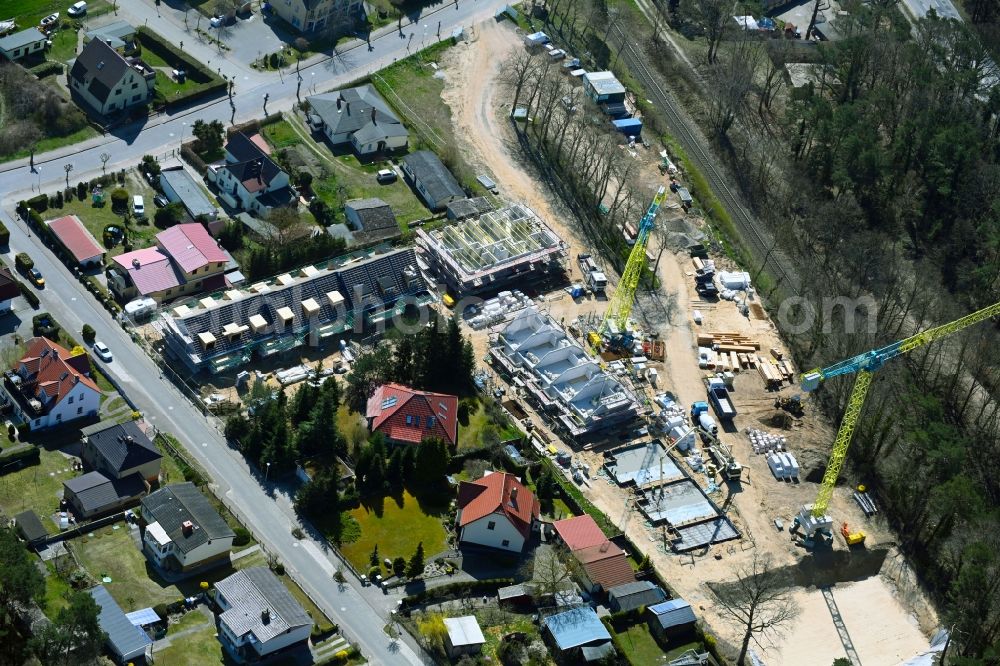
(680, 0, 731, 64)
(713, 553, 800, 665)
(522, 547, 574, 602)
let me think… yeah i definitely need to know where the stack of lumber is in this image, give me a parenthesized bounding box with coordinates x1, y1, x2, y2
(756, 355, 796, 386)
(696, 332, 761, 353)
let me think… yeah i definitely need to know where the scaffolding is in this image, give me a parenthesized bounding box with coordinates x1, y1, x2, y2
(417, 204, 566, 292)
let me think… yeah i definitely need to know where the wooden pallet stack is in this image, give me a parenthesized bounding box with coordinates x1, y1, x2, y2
(698, 332, 762, 373)
(756, 348, 796, 387)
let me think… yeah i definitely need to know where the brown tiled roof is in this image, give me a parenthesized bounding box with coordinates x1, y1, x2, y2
(575, 542, 635, 590)
(457, 472, 539, 538)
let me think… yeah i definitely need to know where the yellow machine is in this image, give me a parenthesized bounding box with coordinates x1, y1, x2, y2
(796, 300, 1000, 538)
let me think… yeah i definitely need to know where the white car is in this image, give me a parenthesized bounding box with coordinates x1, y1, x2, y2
(67, 2, 87, 17)
(132, 195, 145, 218)
(210, 16, 224, 28)
(93, 341, 112, 362)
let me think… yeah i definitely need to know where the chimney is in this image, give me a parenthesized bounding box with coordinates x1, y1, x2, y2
(345, 101, 350, 114)
(182, 520, 194, 536)
(261, 608, 271, 624)
(371, 107, 376, 124)
(126, 435, 134, 446)
(510, 486, 518, 505)
(336, 96, 342, 111)
(599, 541, 610, 553)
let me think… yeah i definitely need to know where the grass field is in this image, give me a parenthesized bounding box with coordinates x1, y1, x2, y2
(457, 401, 525, 451)
(42, 561, 74, 618)
(7, 0, 112, 30)
(612, 622, 669, 664)
(2, 126, 99, 162)
(46, 28, 78, 64)
(0, 444, 78, 531)
(339, 490, 449, 573)
(263, 116, 429, 227)
(49, 174, 162, 259)
(154, 618, 228, 665)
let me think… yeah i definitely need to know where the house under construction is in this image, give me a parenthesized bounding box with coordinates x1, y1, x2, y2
(490, 306, 640, 440)
(416, 203, 567, 295)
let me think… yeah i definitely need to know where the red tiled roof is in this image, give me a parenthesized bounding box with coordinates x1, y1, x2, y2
(15, 337, 101, 407)
(113, 247, 181, 296)
(0, 267, 19, 301)
(366, 383, 459, 446)
(156, 223, 227, 274)
(249, 133, 272, 155)
(552, 515, 608, 552)
(574, 541, 635, 590)
(457, 471, 540, 539)
(46, 215, 103, 264)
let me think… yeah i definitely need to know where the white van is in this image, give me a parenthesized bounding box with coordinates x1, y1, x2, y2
(68, 1, 87, 17)
(132, 195, 145, 218)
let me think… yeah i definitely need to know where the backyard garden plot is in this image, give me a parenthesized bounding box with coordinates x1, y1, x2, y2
(0, 444, 78, 531)
(338, 490, 449, 573)
(6, 0, 112, 31)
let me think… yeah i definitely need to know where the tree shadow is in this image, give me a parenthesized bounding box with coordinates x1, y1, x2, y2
(360, 493, 386, 518)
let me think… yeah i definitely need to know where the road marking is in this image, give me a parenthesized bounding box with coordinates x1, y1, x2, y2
(293, 542, 299, 547)
(341, 607, 347, 612)
(168, 405, 174, 410)
(201, 442, 207, 447)
(70, 297, 76, 301)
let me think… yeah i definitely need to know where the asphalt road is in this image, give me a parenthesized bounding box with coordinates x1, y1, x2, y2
(0, 1, 511, 662)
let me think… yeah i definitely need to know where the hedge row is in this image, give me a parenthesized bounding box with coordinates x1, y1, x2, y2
(401, 577, 515, 608)
(0, 443, 41, 473)
(180, 142, 208, 175)
(0, 220, 8, 245)
(228, 113, 284, 138)
(135, 26, 227, 110)
(539, 457, 617, 537)
(31, 61, 64, 78)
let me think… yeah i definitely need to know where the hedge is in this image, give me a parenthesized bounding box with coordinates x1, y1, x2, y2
(31, 61, 64, 78)
(135, 27, 227, 110)
(180, 143, 208, 175)
(0, 220, 8, 246)
(401, 577, 515, 607)
(539, 457, 617, 537)
(18, 282, 40, 308)
(25, 193, 48, 213)
(0, 443, 41, 473)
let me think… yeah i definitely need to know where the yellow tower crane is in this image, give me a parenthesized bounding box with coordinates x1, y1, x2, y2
(795, 300, 1000, 538)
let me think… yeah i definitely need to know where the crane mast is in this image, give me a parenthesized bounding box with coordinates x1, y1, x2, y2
(600, 186, 667, 343)
(798, 300, 1000, 537)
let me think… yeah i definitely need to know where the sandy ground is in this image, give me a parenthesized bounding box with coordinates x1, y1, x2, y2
(437, 18, 937, 663)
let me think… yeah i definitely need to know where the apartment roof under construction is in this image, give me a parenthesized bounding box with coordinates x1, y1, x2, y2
(416, 203, 566, 293)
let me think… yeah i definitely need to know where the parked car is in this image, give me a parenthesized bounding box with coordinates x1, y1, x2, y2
(210, 15, 225, 28)
(28, 268, 44, 288)
(67, 2, 87, 17)
(132, 195, 145, 218)
(153, 194, 169, 208)
(376, 169, 397, 183)
(40, 12, 59, 26)
(92, 341, 112, 362)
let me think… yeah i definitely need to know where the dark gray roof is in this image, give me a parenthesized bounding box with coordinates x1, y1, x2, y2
(225, 132, 267, 163)
(141, 482, 235, 554)
(216, 567, 312, 643)
(0, 28, 46, 52)
(447, 197, 494, 220)
(647, 598, 697, 629)
(224, 156, 285, 189)
(256, 186, 298, 209)
(160, 169, 217, 219)
(64, 471, 145, 514)
(89, 585, 151, 661)
(14, 510, 48, 544)
(82, 419, 161, 475)
(607, 581, 666, 612)
(346, 198, 397, 232)
(307, 85, 405, 144)
(70, 38, 129, 104)
(168, 247, 424, 361)
(402, 151, 464, 206)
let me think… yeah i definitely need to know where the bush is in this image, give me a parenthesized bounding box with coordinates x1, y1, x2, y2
(0, 443, 40, 472)
(18, 282, 39, 308)
(30, 61, 64, 78)
(15, 253, 34, 272)
(233, 527, 252, 547)
(154, 202, 185, 227)
(77, 182, 87, 200)
(110, 188, 129, 212)
(0, 221, 9, 246)
(26, 193, 48, 213)
(141, 155, 162, 177)
(153, 604, 169, 622)
(81, 324, 96, 344)
(180, 143, 208, 175)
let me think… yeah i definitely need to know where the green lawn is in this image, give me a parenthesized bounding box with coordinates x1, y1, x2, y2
(46, 28, 78, 65)
(477, 613, 552, 664)
(339, 490, 449, 573)
(155, 621, 227, 665)
(41, 561, 74, 619)
(153, 69, 198, 104)
(612, 622, 669, 665)
(48, 174, 162, 259)
(0, 444, 78, 531)
(264, 116, 430, 227)
(8, 0, 112, 30)
(457, 401, 524, 451)
(3, 126, 99, 162)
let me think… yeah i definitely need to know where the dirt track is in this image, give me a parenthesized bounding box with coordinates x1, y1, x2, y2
(437, 18, 936, 663)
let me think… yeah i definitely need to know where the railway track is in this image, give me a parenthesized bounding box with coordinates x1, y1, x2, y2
(611, 26, 801, 297)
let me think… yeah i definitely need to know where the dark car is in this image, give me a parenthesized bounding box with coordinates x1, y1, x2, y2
(153, 194, 169, 207)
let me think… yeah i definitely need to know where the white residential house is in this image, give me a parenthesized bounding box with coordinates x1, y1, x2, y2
(214, 567, 313, 660)
(0, 337, 101, 430)
(140, 483, 236, 572)
(268, 0, 363, 34)
(0, 28, 47, 61)
(456, 471, 540, 552)
(68, 37, 155, 117)
(210, 132, 297, 217)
